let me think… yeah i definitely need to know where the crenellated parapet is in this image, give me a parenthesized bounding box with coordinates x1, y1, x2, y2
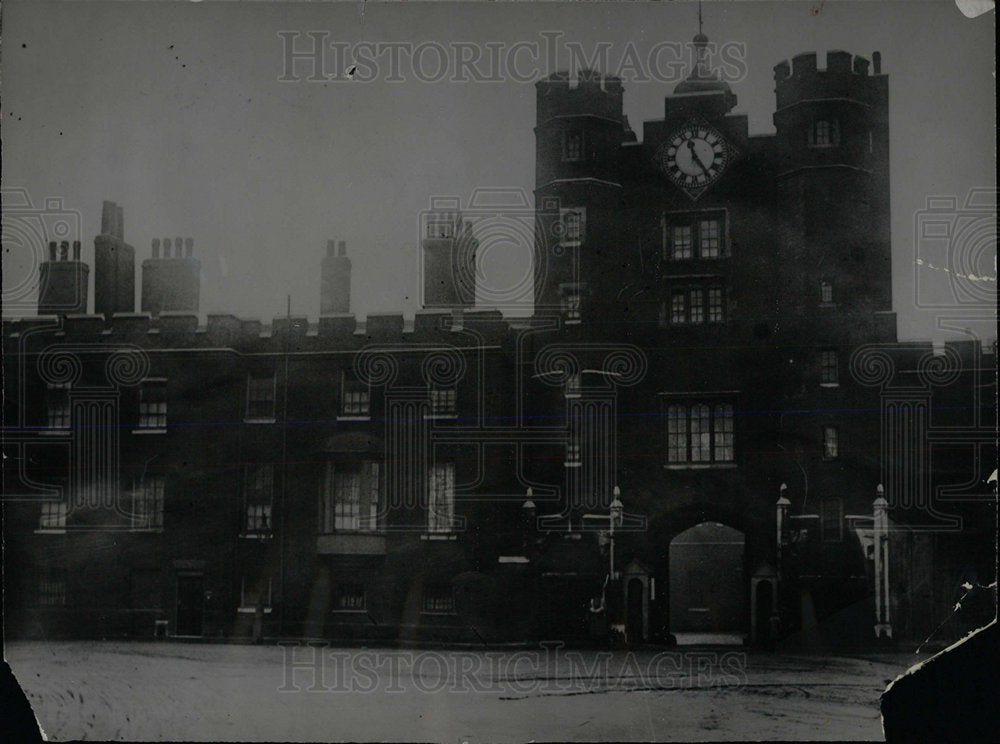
(773, 50, 885, 111)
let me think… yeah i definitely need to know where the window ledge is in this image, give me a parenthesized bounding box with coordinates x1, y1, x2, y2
(34, 528, 67, 535)
(564, 318, 582, 325)
(664, 463, 738, 471)
(317, 530, 384, 536)
(424, 414, 458, 420)
(809, 143, 839, 149)
(129, 528, 164, 533)
(337, 415, 371, 422)
(132, 428, 167, 435)
(330, 608, 368, 614)
(819, 302, 837, 308)
(420, 610, 458, 616)
(421, 533, 458, 541)
(244, 418, 277, 424)
(239, 532, 274, 540)
(39, 429, 71, 436)
(237, 607, 273, 614)
(564, 461, 582, 468)
(819, 383, 840, 388)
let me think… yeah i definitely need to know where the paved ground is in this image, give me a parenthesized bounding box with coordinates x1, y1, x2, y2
(6, 641, 922, 741)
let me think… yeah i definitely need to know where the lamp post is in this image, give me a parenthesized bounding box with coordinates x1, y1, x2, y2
(776, 483, 790, 570)
(609, 486, 623, 580)
(873, 483, 891, 640)
(522, 488, 536, 554)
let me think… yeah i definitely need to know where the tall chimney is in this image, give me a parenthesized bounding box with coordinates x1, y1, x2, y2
(94, 200, 136, 318)
(320, 239, 351, 315)
(422, 212, 477, 309)
(101, 200, 117, 236)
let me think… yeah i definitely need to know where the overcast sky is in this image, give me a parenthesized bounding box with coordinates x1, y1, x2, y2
(2, 0, 995, 342)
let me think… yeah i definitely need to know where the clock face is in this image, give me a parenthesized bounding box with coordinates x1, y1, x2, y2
(658, 124, 732, 199)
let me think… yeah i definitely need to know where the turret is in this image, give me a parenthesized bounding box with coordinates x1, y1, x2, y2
(533, 70, 627, 321)
(37, 240, 88, 315)
(140, 237, 201, 316)
(772, 49, 892, 334)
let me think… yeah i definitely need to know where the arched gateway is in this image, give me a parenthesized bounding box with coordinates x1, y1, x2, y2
(669, 522, 746, 643)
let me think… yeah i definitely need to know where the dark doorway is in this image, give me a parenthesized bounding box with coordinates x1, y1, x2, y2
(175, 574, 204, 637)
(755, 580, 774, 646)
(626, 578, 644, 643)
(669, 522, 746, 637)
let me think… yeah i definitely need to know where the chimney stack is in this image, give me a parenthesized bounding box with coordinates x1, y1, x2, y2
(873, 51, 882, 75)
(320, 239, 352, 315)
(422, 212, 477, 310)
(141, 232, 201, 316)
(94, 200, 136, 319)
(38, 239, 89, 315)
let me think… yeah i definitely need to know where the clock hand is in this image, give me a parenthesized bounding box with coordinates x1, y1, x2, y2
(687, 139, 710, 175)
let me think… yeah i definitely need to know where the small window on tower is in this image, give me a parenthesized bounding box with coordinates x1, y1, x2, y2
(560, 284, 584, 323)
(699, 220, 721, 258)
(663, 213, 726, 260)
(810, 119, 840, 147)
(820, 350, 839, 386)
(823, 426, 839, 459)
(563, 129, 584, 162)
(820, 280, 834, 305)
(669, 225, 693, 259)
(559, 208, 585, 245)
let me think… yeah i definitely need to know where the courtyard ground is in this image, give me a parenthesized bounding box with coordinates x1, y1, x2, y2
(5, 641, 922, 741)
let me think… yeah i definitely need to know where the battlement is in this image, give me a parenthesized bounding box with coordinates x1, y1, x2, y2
(773, 51, 886, 112)
(3, 310, 515, 345)
(536, 69, 624, 123)
(774, 50, 881, 83)
(538, 69, 623, 92)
